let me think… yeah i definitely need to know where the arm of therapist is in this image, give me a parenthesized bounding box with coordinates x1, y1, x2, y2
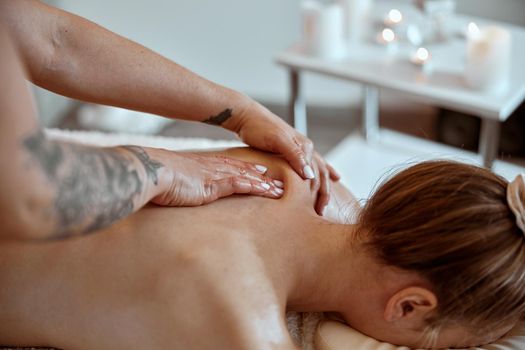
(0, 0, 340, 215)
(0, 23, 283, 241)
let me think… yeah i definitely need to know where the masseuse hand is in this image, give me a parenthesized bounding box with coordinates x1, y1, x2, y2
(227, 100, 341, 215)
(151, 150, 284, 207)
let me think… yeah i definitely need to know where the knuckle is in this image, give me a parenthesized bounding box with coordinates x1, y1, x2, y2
(304, 138, 314, 148)
(229, 177, 241, 188)
(230, 177, 249, 192)
(292, 146, 306, 158)
(279, 132, 296, 147)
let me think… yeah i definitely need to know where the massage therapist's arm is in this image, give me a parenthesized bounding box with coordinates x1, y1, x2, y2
(0, 26, 281, 241)
(0, 0, 339, 215)
(0, 0, 248, 127)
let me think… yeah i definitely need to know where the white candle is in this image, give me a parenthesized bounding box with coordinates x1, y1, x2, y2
(340, 0, 373, 45)
(376, 28, 398, 53)
(301, 1, 346, 60)
(465, 24, 512, 92)
(411, 47, 433, 73)
(378, 28, 396, 43)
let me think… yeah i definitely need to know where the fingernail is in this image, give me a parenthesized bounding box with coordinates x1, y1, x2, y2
(255, 165, 268, 174)
(260, 182, 271, 190)
(303, 165, 315, 179)
(274, 180, 284, 188)
(275, 187, 284, 195)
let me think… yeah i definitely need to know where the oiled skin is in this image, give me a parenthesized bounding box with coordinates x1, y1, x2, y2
(0, 147, 357, 350)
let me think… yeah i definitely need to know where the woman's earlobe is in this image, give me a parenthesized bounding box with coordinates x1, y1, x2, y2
(384, 287, 437, 323)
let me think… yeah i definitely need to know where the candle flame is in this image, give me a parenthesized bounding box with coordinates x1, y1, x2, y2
(387, 9, 403, 24)
(416, 47, 430, 61)
(382, 28, 396, 43)
(468, 22, 481, 36)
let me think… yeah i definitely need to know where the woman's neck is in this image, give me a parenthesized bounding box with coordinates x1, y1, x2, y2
(255, 215, 371, 313)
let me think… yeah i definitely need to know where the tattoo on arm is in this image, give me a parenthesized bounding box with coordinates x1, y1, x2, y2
(23, 131, 163, 238)
(122, 146, 163, 185)
(201, 108, 233, 126)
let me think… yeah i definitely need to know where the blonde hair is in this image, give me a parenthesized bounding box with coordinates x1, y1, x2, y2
(358, 161, 525, 338)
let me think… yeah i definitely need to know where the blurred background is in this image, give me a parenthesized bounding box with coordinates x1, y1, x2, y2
(36, 0, 525, 157)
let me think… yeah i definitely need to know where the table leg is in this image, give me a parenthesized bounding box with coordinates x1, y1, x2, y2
(363, 85, 380, 141)
(478, 119, 500, 169)
(289, 70, 307, 136)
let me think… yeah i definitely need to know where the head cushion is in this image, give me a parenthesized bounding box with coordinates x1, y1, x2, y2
(315, 321, 525, 350)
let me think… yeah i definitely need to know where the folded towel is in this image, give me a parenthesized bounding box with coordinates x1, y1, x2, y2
(45, 128, 245, 150)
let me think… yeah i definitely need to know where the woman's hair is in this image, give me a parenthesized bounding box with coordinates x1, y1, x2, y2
(358, 160, 525, 340)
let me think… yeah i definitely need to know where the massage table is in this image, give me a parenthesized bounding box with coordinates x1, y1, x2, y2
(2, 129, 524, 350)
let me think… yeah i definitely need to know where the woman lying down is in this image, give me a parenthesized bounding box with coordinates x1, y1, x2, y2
(1, 147, 524, 350)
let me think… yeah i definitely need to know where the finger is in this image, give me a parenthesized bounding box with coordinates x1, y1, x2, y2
(327, 163, 341, 181)
(301, 137, 315, 173)
(250, 179, 284, 199)
(215, 157, 272, 181)
(315, 167, 331, 216)
(215, 156, 268, 175)
(277, 133, 315, 180)
(213, 154, 283, 189)
(205, 177, 283, 203)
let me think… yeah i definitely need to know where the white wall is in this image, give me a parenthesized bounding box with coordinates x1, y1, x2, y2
(36, 0, 525, 125)
(56, 0, 359, 106)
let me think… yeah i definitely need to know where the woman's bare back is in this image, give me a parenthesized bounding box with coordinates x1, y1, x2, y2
(0, 147, 358, 349)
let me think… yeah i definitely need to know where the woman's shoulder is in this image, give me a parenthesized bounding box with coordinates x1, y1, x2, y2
(219, 147, 361, 224)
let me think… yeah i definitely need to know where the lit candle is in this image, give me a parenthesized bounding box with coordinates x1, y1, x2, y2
(467, 22, 481, 38)
(465, 23, 512, 92)
(377, 28, 398, 53)
(411, 47, 432, 73)
(378, 28, 396, 44)
(384, 9, 403, 26)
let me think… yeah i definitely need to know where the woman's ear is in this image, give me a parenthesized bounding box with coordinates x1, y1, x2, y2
(384, 287, 437, 325)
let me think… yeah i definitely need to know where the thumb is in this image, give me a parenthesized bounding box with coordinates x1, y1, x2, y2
(276, 134, 315, 180)
(203, 177, 282, 203)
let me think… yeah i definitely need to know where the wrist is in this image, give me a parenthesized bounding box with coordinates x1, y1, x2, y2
(142, 147, 174, 199)
(118, 146, 172, 203)
(219, 90, 255, 134)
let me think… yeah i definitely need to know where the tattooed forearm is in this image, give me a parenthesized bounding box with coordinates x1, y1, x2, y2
(201, 108, 233, 126)
(23, 131, 163, 238)
(122, 146, 163, 185)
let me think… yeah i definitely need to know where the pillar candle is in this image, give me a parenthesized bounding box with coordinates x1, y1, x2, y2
(301, 1, 346, 60)
(340, 0, 373, 45)
(465, 24, 512, 92)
